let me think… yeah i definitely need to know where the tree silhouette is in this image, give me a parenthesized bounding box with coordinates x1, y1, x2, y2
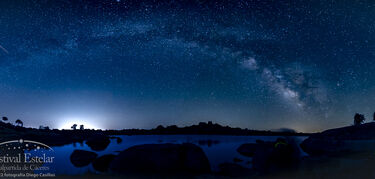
(15, 119, 23, 127)
(156, 125, 164, 130)
(2, 117, 8, 122)
(71, 124, 77, 130)
(373, 112, 375, 121)
(354, 113, 365, 126)
(39, 125, 50, 130)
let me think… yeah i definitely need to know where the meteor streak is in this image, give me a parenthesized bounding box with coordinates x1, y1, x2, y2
(0, 45, 9, 54)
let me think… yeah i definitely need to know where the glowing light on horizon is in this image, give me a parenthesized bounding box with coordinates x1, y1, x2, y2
(57, 117, 101, 130)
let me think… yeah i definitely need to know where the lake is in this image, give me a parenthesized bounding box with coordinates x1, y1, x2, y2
(47, 135, 308, 175)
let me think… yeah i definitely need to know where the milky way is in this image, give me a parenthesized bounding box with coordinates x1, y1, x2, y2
(0, 0, 375, 132)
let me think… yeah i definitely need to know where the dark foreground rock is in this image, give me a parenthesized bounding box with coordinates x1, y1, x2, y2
(217, 163, 255, 177)
(109, 143, 210, 174)
(70, 150, 98, 167)
(301, 122, 375, 155)
(92, 154, 116, 172)
(237, 138, 301, 173)
(85, 136, 111, 151)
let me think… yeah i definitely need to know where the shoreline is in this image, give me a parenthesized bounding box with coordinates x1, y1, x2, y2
(107, 133, 311, 136)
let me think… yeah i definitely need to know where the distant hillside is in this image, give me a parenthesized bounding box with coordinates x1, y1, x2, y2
(104, 121, 311, 136)
(0, 121, 309, 147)
(301, 122, 375, 155)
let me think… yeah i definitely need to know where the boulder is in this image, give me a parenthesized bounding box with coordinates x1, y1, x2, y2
(92, 154, 116, 172)
(70, 150, 98, 167)
(233, 157, 243, 163)
(237, 138, 300, 173)
(251, 143, 274, 172)
(109, 136, 123, 144)
(116, 137, 122, 144)
(269, 138, 297, 168)
(109, 143, 210, 174)
(85, 136, 110, 151)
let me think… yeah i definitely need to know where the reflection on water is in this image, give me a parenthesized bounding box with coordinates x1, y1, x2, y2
(198, 139, 220, 147)
(49, 135, 307, 175)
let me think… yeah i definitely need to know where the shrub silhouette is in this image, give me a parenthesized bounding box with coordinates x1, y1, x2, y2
(2, 117, 8, 122)
(15, 119, 23, 127)
(354, 113, 365, 126)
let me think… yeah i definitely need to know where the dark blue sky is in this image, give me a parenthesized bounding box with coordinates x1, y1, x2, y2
(0, 0, 374, 132)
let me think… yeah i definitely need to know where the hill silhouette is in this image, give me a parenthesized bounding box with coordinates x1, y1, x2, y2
(104, 121, 310, 136)
(0, 121, 309, 147)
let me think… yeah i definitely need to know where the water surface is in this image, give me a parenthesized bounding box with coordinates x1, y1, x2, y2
(49, 135, 308, 175)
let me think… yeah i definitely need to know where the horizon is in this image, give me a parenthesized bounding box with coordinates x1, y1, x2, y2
(1, 115, 367, 133)
(1, 0, 375, 133)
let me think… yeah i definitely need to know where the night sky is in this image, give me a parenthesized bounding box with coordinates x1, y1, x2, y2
(0, 0, 374, 132)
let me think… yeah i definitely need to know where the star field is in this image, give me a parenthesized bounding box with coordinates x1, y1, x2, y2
(0, 0, 375, 132)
